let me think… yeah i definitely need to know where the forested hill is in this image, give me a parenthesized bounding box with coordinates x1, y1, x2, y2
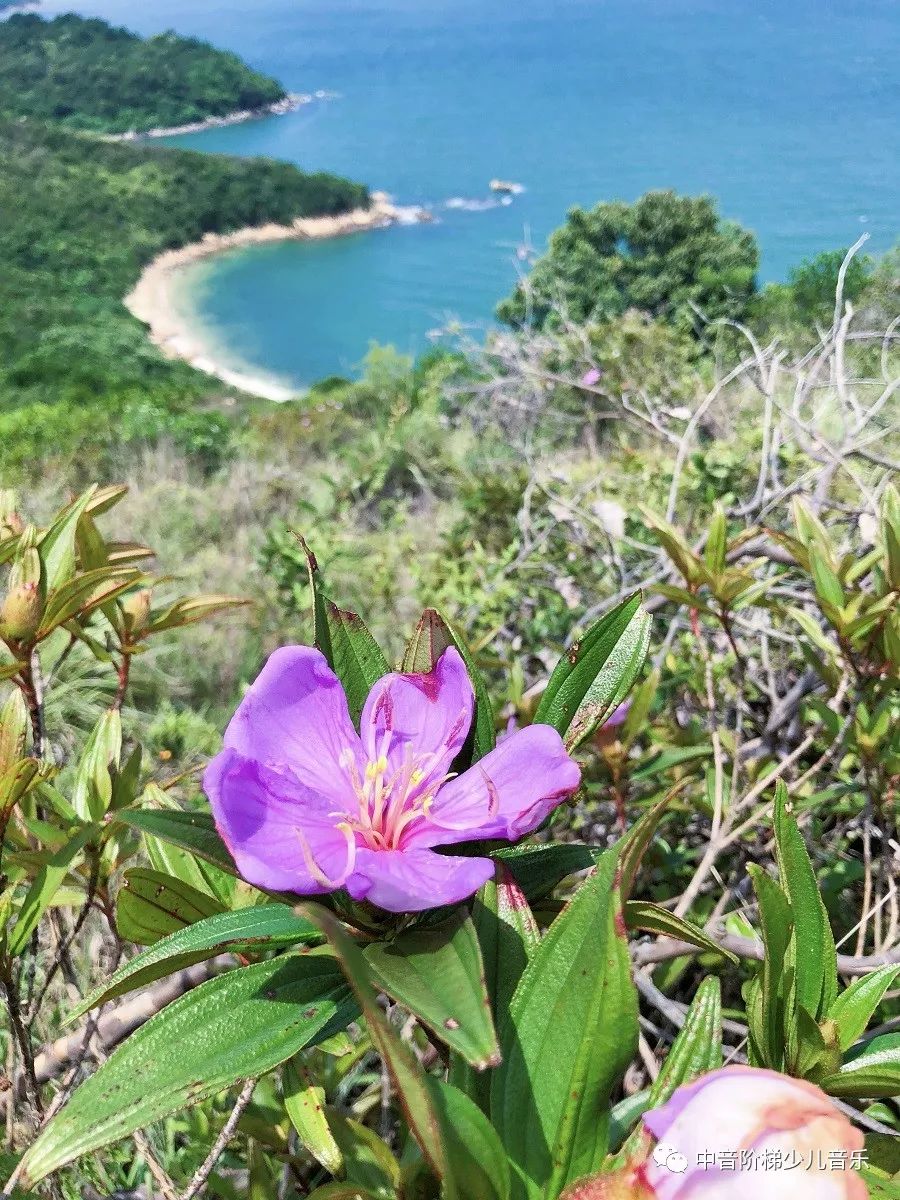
(0, 117, 369, 476)
(0, 12, 287, 133)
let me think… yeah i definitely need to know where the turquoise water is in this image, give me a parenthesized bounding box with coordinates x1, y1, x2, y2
(45, 0, 900, 386)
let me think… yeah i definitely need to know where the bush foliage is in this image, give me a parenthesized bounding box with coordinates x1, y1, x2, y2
(0, 13, 286, 133)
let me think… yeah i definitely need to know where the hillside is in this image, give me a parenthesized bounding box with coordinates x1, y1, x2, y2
(0, 12, 287, 133)
(0, 117, 369, 476)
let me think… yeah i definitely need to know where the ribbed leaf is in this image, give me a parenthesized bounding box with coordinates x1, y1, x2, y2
(18, 953, 357, 1187)
(364, 911, 499, 1070)
(820, 1034, 900, 1099)
(747, 862, 793, 1069)
(283, 1060, 343, 1175)
(70, 904, 320, 1019)
(116, 867, 225, 945)
(773, 782, 837, 1018)
(402, 608, 495, 760)
(426, 1077, 511, 1200)
(451, 867, 540, 1111)
(535, 595, 650, 749)
(7, 823, 97, 956)
(491, 848, 637, 1200)
(325, 601, 390, 724)
(303, 904, 508, 1200)
(116, 807, 238, 876)
(829, 966, 900, 1052)
(624, 900, 738, 963)
(612, 976, 722, 1166)
(493, 843, 597, 902)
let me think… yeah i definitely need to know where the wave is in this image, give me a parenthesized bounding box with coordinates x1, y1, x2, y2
(444, 195, 512, 212)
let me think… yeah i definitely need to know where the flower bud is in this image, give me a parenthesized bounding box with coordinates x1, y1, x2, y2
(1, 546, 44, 643)
(560, 1167, 654, 1200)
(0, 581, 42, 642)
(641, 1066, 866, 1199)
(121, 588, 152, 636)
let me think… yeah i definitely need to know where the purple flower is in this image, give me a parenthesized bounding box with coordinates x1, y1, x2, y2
(204, 646, 580, 913)
(580, 367, 602, 387)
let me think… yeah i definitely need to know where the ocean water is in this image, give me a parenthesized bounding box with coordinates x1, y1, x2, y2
(43, 0, 900, 387)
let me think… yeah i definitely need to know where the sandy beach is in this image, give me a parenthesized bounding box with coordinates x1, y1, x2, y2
(125, 193, 422, 401)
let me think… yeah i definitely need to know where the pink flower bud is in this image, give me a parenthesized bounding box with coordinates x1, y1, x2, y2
(640, 1066, 867, 1198)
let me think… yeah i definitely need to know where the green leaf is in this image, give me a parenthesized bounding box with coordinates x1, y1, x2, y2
(820, 1034, 900, 1099)
(612, 977, 721, 1166)
(808, 545, 845, 613)
(69, 904, 320, 1020)
(283, 1059, 343, 1176)
(300, 902, 480, 1195)
(491, 848, 638, 1200)
(146, 594, 250, 634)
(640, 508, 710, 587)
(325, 601, 390, 724)
(116, 807, 238, 877)
(704, 504, 727, 577)
(402, 608, 496, 760)
(618, 791, 677, 900)
(426, 1077, 511, 1200)
(624, 901, 738, 963)
(306, 1188, 380, 1200)
(402, 606, 456, 673)
(139, 785, 235, 906)
(477, 865, 540, 1033)
(451, 867, 539, 1112)
(38, 486, 96, 592)
(299, 536, 334, 663)
(493, 842, 597, 903)
(747, 862, 793, 1069)
(859, 1165, 900, 1199)
(328, 1110, 399, 1197)
(793, 1009, 841, 1082)
(18, 952, 357, 1188)
(70, 709, 121, 822)
(40, 567, 141, 635)
(7, 823, 97, 957)
(829, 966, 900, 1052)
(535, 595, 650, 749)
(773, 782, 837, 1019)
(115, 867, 225, 945)
(629, 745, 712, 782)
(364, 911, 499, 1071)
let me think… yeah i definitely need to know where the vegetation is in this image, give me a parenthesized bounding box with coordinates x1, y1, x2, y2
(0, 14, 898, 1195)
(0, 13, 287, 133)
(1, 277, 898, 1191)
(0, 115, 368, 478)
(497, 190, 760, 334)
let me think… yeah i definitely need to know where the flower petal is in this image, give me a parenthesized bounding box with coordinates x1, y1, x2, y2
(346, 847, 494, 913)
(204, 748, 352, 895)
(223, 646, 363, 810)
(642, 1066, 865, 1200)
(359, 646, 473, 791)
(405, 723, 580, 847)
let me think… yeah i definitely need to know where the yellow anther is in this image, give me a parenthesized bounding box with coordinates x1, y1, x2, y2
(410, 769, 425, 786)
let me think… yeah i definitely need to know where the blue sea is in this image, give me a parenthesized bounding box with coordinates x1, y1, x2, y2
(43, 0, 900, 387)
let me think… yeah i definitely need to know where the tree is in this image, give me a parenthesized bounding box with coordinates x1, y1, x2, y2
(497, 190, 759, 335)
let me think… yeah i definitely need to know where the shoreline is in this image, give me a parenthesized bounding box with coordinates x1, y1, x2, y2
(125, 193, 427, 401)
(108, 91, 332, 141)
